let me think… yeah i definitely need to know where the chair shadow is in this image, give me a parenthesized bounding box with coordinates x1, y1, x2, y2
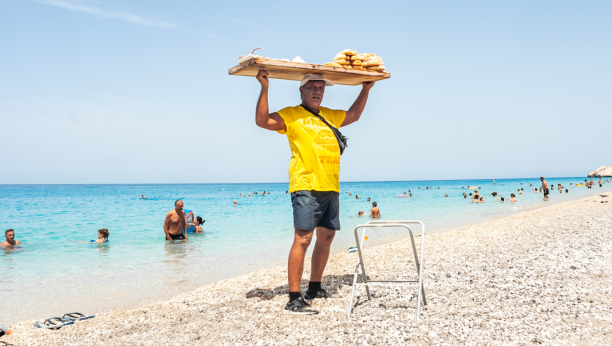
(245, 273, 359, 301)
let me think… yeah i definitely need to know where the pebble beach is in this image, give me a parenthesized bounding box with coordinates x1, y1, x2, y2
(4, 192, 611, 345)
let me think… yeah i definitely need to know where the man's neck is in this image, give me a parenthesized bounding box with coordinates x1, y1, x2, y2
(301, 103, 319, 114)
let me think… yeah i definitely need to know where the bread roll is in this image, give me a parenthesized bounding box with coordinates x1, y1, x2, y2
(363, 59, 384, 67)
(368, 65, 386, 71)
(352, 60, 362, 66)
(340, 49, 356, 56)
(360, 53, 376, 58)
(333, 58, 348, 65)
(333, 53, 347, 60)
(325, 62, 342, 67)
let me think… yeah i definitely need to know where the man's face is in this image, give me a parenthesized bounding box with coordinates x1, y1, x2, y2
(300, 81, 326, 108)
(175, 201, 184, 212)
(6, 232, 14, 241)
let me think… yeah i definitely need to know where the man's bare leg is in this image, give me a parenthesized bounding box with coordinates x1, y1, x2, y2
(288, 228, 313, 292)
(310, 227, 336, 282)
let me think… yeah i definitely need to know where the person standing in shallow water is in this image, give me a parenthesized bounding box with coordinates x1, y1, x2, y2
(541, 177, 549, 199)
(254, 70, 375, 314)
(163, 200, 188, 242)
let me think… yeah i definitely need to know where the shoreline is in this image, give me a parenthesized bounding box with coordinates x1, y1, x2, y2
(4, 191, 612, 345)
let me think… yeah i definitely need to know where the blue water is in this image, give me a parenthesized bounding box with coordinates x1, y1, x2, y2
(0, 178, 607, 324)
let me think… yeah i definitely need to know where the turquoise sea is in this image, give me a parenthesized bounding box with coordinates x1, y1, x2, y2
(0, 178, 607, 324)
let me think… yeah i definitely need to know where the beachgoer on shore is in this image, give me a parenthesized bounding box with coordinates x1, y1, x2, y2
(195, 216, 205, 233)
(541, 177, 549, 199)
(254, 70, 375, 314)
(163, 200, 188, 242)
(91, 228, 109, 243)
(1, 229, 21, 247)
(370, 202, 381, 218)
(599, 177, 602, 187)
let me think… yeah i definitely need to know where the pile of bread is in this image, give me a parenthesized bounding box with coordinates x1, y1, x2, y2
(325, 49, 385, 72)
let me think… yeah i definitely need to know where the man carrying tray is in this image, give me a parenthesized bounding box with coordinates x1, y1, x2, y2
(254, 70, 374, 314)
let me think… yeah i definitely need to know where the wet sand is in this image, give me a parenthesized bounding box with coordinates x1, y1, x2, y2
(4, 192, 612, 345)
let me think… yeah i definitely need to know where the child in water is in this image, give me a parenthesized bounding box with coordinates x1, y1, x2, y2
(91, 228, 109, 243)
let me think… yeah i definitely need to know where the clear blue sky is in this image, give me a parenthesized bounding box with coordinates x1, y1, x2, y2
(1, 0, 610, 184)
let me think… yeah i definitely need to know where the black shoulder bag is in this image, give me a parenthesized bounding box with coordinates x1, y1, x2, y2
(300, 104, 348, 155)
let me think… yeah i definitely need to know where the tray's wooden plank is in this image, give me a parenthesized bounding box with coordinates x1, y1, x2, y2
(229, 58, 390, 86)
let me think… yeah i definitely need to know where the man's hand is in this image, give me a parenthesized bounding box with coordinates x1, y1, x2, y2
(256, 70, 269, 89)
(362, 81, 375, 91)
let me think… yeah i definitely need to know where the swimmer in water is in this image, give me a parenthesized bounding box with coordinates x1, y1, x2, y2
(509, 193, 517, 202)
(195, 216, 205, 233)
(142, 195, 146, 200)
(1, 229, 21, 247)
(370, 202, 381, 218)
(91, 228, 109, 243)
(358, 211, 365, 216)
(233, 200, 238, 206)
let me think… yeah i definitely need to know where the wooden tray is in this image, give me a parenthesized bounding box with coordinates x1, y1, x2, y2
(229, 57, 390, 86)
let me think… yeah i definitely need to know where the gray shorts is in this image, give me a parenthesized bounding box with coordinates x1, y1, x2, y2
(291, 190, 340, 231)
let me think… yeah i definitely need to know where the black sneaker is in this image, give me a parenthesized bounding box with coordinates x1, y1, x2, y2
(304, 289, 331, 300)
(284, 297, 319, 315)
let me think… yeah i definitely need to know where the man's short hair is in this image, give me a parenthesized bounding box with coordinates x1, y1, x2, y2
(540, 177, 544, 180)
(372, 202, 377, 207)
(5, 229, 14, 235)
(175, 199, 183, 206)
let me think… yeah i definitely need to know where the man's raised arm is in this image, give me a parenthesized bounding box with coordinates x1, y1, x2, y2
(255, 70, 286, 132)
(342, 81, 375, 127)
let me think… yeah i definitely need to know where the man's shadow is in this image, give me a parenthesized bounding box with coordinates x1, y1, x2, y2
(245, 273, 363, 300)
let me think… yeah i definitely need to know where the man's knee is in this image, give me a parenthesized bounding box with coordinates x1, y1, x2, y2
(294, 229, 313, 248)
(316, 228, 336, 244)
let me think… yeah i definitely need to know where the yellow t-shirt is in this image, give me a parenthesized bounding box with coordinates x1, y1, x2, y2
(277, 105, 347, 193)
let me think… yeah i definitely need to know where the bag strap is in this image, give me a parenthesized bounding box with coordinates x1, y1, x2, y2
(300, 104, 347, 155)
(300, 104, 337, 131)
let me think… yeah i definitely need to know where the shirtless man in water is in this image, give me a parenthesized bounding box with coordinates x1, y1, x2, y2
(370, 202, 381, 218)
(1, 229, 21, 247)
(163, 200, 188, 241)
(541, 177, 549, 199)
